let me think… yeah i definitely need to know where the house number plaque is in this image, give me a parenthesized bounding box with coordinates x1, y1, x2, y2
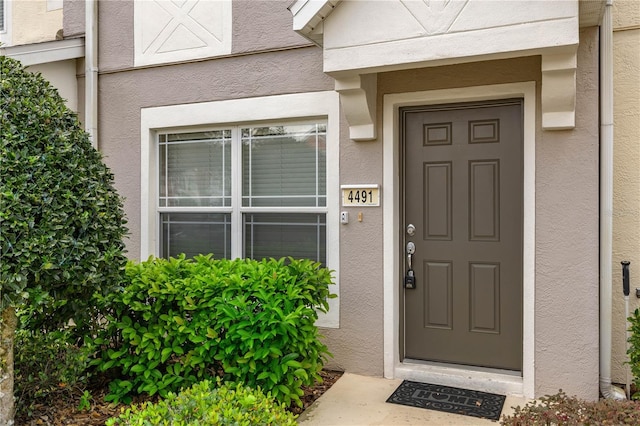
(341, 184, 380, 207)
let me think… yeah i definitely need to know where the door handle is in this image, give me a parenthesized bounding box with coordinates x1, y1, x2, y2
(406, 241, 415, 270)
(405, 241, 416, 289)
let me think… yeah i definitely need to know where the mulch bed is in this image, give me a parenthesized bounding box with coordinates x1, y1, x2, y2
(15, 370, 343, 425)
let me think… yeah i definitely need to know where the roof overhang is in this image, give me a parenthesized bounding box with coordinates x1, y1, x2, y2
(0, 37, 85, 67)
(290, 0, 606, 47)
(289, 0, 605, 139)
(288, 0, 339, 46)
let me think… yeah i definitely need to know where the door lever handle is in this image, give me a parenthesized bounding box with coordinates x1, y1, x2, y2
(406, 241, 416, 270)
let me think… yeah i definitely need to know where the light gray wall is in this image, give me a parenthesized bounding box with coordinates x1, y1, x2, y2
(534, 27, 600, 400)
(99, 48, 333, 259)
(62, 0, 84, 39)
(323, 55, 545, 378)
(65, 0, 601, 399)
(323, 106, 386, 375)
(231, 0, 311, 53)
(62, 0, 333, 257)
(64, 0, 313, 73)
(325, 29, 600, 400)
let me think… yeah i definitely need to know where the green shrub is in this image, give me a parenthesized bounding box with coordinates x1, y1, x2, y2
(14, 326, 92, 418)
(500, 390, 640, 425)
(94, 255, 335, 406)
(107, 379, 297, 426)
(628, 307, 640, 399)
(0, 54, 128, 336)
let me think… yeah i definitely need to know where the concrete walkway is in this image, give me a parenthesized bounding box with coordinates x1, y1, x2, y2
(298, 373, 528, 425)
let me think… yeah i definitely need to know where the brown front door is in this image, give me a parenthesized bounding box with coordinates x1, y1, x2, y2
(402, 100, 523, 371)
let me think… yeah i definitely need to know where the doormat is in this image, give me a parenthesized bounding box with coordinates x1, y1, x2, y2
(386, 381, 506, 421)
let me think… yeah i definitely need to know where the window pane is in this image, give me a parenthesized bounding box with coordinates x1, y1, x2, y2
(159, 130, 231, 207)
(244, 213, 326, 264)
(242, 123, 326, 207)
(160, 213, 231, 259)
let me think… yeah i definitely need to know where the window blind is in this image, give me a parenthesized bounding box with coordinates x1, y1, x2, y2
(158, 121, 328, 262)
(242, 124, 326, 207)
(159, 131, 231, 207)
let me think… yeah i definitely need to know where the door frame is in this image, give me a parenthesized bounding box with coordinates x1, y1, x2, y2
(382, 82, 536, 398)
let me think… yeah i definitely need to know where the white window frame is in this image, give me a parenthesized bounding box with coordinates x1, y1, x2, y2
(0, 0, 12, 46)
(47, 0, 63, 12)
(141, 91, 341, 328)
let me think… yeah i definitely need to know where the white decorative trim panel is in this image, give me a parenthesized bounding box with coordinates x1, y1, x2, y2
(541, 52, 578, 130)
(334, 74, 377, 141)
(134, 0, 232, 67)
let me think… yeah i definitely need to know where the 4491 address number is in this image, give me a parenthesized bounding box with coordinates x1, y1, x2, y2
(341, 185, 380, 207)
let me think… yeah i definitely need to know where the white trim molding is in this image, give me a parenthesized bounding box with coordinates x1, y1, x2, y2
(383, 82, 536, 399)
(0, 38, 84, 66)
(134, 0, 232, 67)
(334, 73, 377, 141)
(289, 0, 579, 133)
(140, 91, 341, 328)
(541, 51, 578, 130)
(288, 0, 339, 46)
(0, 0, 12, 47)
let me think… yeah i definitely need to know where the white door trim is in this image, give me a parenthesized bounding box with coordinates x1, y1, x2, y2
(382, 82, 536, 398)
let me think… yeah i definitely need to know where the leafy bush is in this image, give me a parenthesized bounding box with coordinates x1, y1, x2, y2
(0, 54, 128, 335)
(14, 326, 93, 418)
(628, 307, 640, 399)
(500, 390, 640, 425)
(106, 379, 297, 425)
(94, 255, 335, 406)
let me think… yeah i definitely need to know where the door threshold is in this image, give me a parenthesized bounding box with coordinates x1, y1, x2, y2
(396, 359, 524, 397)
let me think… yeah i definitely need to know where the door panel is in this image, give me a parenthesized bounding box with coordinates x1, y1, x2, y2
(403, 100, 523, 371)
(424, 162, 452, 240)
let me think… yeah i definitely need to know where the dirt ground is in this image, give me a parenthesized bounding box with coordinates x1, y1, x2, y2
(15, 370, 344, 425)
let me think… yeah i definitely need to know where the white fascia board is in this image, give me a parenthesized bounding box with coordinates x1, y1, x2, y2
(1, 38, 85, 67)
(289, 0, 338, 44)
(323, 17, 579, 75)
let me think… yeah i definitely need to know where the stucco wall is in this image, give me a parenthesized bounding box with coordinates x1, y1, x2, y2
(63, 0, 313, 73)
(26, 59, 79, 112)
(534, 27, 600, 400)
(11, 0, 62, 46)
(62, 0, 84, 38)
(611, 0, 640, 384)
(98, 48, 333, 260)
(69, 1, 601, 399)
(324, 29, 600, 399)
(323, 56, 545, 377)
(62, 0, 332, 257)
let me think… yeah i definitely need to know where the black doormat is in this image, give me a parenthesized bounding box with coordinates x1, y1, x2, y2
(386, 381, 506, 421)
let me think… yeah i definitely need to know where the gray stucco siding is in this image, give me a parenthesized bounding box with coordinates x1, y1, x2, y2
(97, 47, 333, 258)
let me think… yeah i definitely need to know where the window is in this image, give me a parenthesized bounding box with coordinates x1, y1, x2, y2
(158, 122, 328, 263)
(0, 0, 10, 46)
(0, 0, 5, 32)
(141, 91, 340, 327)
